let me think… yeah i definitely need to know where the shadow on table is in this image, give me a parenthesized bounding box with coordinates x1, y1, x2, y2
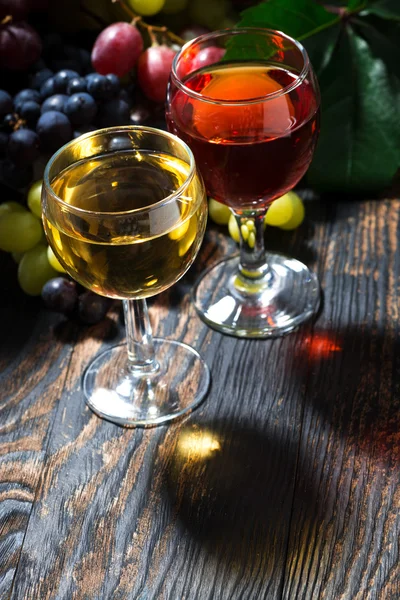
(163, 417, 322, 584)
(53, 300, 121, 344)
(289, 325, 400, 464)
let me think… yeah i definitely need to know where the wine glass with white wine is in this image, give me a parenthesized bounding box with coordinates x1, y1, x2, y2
(42, 126, 210, 427)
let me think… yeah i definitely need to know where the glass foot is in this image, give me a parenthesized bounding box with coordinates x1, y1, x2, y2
(193, 253, 320, 338)
(83, 339, 210, 427)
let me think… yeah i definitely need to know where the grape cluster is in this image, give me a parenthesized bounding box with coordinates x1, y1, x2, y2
(0, 68, 135, 190)
(91, 22, 176, 104)
(208, 193, 306, 243)
(0, 0, 253, 319)
(42, 279, 112, 325)
(88, 0, 248, 106)
(0, 184, 112, 324)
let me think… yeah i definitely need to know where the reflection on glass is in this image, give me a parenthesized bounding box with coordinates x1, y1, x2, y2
(166, 28, 321, 338)
(42, 126, 210, 427)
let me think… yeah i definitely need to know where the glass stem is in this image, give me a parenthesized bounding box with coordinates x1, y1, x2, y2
(123, 299, 159, 373)
(233, 210, 270, 281)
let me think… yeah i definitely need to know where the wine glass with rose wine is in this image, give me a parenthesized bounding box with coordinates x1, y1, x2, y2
(42, 126, 209, 426)
(166, 28, 321, 338)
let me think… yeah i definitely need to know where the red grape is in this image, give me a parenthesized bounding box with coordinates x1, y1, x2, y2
(0, 21, 42, 70)
(91, 22, 143, 78)
(191, 46, 225, 72)
(42, 277, 78, 314)
(137, 45, 176, 103)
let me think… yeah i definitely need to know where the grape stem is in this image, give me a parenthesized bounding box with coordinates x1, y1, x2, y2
(112, 0, 186, 46)
(8, 115, 26, 132)
(1, 15, 12, 25)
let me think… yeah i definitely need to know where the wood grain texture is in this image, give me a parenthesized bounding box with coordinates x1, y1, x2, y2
(283, 200, 400, 600)
(7, 226, 316, 600)
(1, 200, 400, 600)
(0, 258, 77, 599)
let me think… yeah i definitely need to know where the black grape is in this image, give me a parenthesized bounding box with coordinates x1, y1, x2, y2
(64, 93, 97, 126)
(97, 98, 130, 127)
(30, 68, 53, 91)
(67, 77, 87, 95)
(53, 70, 80, 93)
(78, 291, 111, 324)
(42, 277, 78, 314)
(119, 84, 135, 108)
(8, 129, 40, 166)
(14, 88, 41, 112)
(0, 131, 8, 157)
(19, 100, 41, 125)
(109, 135, 132, 152)
(41, 94, 68, 114)
(40, 77, 56, 99)
(85, 73, 98, 85)
(87, 74, 114, 101)
(64, 46, 91, 73)
(2, 113, 17, 132)
(0, 90, 13, 117)
(105, 74, 120, 96)
(1, 159, 33, 188)
(36, 111, 72, 152)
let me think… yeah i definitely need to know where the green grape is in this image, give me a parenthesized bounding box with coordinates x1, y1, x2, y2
(0, 201, 27, 218)
(208, 198, 231, 225)
(162, 0, 188, 13)
(47, 245, 66, 273)
(264, 193, 295, 227)
(241, 223, 249, 241)
(0, 211, 43, 253)
(280, 193, 305, 230)
(127, 0, 166, 16)
(189, 0, 227, 29)
(27, 179, 43, 219)
(18, 244, 57, 296)
(228, 213, 240, 243)
(12, 251, 25, 264)
(248, 231, 256, 249)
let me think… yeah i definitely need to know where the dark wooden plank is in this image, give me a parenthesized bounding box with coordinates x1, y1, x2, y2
(8, 219, 324, 600)
(283, 200, 400, 600)
(0, 256, 78, 599)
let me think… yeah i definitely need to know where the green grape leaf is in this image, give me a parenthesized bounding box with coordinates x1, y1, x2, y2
(225, 0, 339, 64)
(238, 0, 339, 41)
(234, 0, 400, 193)
(347, 0, 365, 10)
(354, 18, 400, 78)
(363, 0, 400, 21)
(307, 26, 400, 192)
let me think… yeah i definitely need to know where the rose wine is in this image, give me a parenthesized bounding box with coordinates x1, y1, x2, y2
(166, 62, 320, 210)
(43, 150, 207, 299)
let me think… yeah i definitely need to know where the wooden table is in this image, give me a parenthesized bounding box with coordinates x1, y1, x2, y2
(1, 198, 399, 600)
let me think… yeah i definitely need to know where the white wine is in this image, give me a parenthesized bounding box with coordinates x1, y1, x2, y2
(43, 149, 207, 299)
